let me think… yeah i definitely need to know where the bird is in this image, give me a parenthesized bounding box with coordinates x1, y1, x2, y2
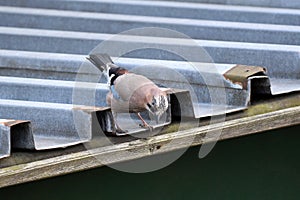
(87, 53, 169, 135)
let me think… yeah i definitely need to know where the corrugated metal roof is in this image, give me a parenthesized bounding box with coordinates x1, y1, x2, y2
(0, 0, 299, 158)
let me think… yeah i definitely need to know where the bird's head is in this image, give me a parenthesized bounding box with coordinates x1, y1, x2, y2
(147, 93, 168, 124)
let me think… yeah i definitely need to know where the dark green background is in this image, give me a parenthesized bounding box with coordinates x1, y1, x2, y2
(0, 125, 299, 200)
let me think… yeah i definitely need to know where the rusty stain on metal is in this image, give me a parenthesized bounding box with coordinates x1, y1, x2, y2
(0, 119, 30, 127)
(223, 65, 267, 89)
(72, 106, 111, 113)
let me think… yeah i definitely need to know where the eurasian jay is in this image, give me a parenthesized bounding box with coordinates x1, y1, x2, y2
(87, 54, 168, 135)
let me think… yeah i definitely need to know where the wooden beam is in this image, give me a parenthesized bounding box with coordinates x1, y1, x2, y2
(0, 105, 299, 188)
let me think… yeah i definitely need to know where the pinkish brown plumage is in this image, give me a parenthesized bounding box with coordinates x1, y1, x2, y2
(87, 54, 168, 135)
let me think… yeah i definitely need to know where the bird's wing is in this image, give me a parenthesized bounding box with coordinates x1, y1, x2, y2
(114, 74, 157, 101)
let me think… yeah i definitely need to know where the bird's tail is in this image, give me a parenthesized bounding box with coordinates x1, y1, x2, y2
(86, 53, 114, 72)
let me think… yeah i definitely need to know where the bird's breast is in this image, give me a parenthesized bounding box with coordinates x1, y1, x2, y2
(107, 73, 160, 113)
(114, 74, 158, 101)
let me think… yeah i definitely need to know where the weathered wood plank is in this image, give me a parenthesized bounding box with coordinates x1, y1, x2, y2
(0, 104, 299, 188)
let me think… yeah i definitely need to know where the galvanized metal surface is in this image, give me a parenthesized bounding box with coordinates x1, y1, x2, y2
(0, 49, 298, 96)
(0, 28, 299, 81)
(0, 0, 299, 25)
(0, 50, 298, 116)
(0, 100, 111, 150)
(0, 121, 11, 159)
(269, 79, 300, 95)
(0, 70, 262, 118)
(0, 119, 32, 159)
(148, 0, 300, 9)
(0, 0, 299, 161)
(0, 76, 176, 137)
(0, 6, 299, 45)
(0, 49, 298, 83)
(0, 76, 108, 106)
